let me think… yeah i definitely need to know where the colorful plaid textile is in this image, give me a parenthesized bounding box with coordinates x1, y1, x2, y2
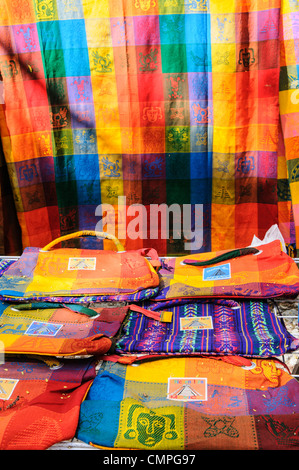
(0, 234, 160, 301)
(0, 0, 298, 256)
(115, 299, 299, 357)
(0, 301, 129, 356)
(0, 357, 96, 450)
(280, 1, 299, 254)
(77, 357, 299, 450)
(154, 240, 299, 300)
(0, 143, 22, 256)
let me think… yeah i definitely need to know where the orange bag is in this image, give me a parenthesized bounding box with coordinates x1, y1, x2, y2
(0, 231, 160, 302)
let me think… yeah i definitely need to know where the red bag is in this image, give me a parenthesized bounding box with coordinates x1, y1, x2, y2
(0, 357, 96, 450)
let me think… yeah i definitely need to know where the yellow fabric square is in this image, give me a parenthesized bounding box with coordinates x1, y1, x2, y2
(0, 334, 18, 348)
(290, 181, 299, 205)
(91, 76, 118, 103)
(85, 18, 112, 47)
(125, 358, 186, 383)
(213, 100, 236, 127)
(100, 178, 124, 205)
(210, 0, 236, 13)
(213, 73, 236, 101)
(211, 13, 236, 43)
(82, 0, 110, 18)
(89, 47, 115, 75)
(95, 103, 120, 128)
(213, 127, 236, 153)
(279, 89, 299, 114)
(212, 43, 236, 72)
(96, 128, 122, 154)
(26, 276, 75, 294)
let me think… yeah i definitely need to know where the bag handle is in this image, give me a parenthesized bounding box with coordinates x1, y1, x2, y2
(41, 230, 125, 252)
(183, 247, 259, 267)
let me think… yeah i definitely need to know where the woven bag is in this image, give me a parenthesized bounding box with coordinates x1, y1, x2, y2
(0, 231, 160, 302)
(154, 241, 299, 300)
(0, 357, 96, 450)
(77, 356, 299, 450)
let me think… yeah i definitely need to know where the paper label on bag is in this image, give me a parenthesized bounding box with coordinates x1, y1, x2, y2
(68, 257, 96, 270)
(167, 377, 207, 401)
(0, 378, 19, 400)
(180, 316, 213, 331)
(25, 321, 63, 337)
(203, 263, 231, 281)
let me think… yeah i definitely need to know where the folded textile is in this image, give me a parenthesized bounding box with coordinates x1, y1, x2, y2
(0, 357, 96, 450)
(0, 301, 130, 356)
(115, 300, 299, 358)
(76, 357, 299, 450)
(155, 241, 299, 300)
(0, 231, 160, 303)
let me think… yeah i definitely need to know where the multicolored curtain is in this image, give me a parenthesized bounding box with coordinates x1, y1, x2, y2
(0, 0, 298, 256)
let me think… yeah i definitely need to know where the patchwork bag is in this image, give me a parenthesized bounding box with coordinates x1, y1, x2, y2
(155, 241, 299, 301)
(0, 301, 128, 357)
(0, 231, 160, 303)
(115, 299, 299, 358)
(0, 301, 171, 357)
(77, 356, 299, 450)
(0, 357, 96, 450)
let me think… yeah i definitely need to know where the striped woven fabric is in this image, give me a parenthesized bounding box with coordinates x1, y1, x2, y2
(0, 0, 298, 256)
(115, 299, 299, 357)
(76, 356, 299, 450)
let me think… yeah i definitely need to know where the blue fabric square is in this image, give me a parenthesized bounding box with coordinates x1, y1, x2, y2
(185, 13, 211, 45)
(77, 400, 120, 448)
(77, 180, 101, 204)
(63, 48, 90, 76)
(74, 154, 99, 180)
(186, 43, 212, 72)
(58, 19, 87, 50)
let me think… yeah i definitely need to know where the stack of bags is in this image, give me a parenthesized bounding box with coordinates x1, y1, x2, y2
(0, 231, 298, 450)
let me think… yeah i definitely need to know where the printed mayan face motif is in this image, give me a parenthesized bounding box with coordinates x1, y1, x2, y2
(124, 405, 178, 448)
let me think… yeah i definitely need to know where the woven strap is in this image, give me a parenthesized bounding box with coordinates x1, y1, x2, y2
(41, 230, 125, 252)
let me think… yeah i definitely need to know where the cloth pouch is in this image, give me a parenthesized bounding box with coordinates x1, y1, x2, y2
(0, 301, 129, 356)
(0, 357, 96, 450)
(155, 241, 299, 300)
(0, 301, 171, 357)
(115, 299, 299, 358)
(76, 356, 299, 450)
(0, 231, 160, 302)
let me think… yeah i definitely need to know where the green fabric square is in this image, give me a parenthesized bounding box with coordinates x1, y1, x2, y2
(166, 127, 190, 153)
(166, 180, 190, 205)
(161, 44, 187, 73)
(56, 181, 78, 207)
(52, 129, 73, 156)
(43, 49, 65, 78)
